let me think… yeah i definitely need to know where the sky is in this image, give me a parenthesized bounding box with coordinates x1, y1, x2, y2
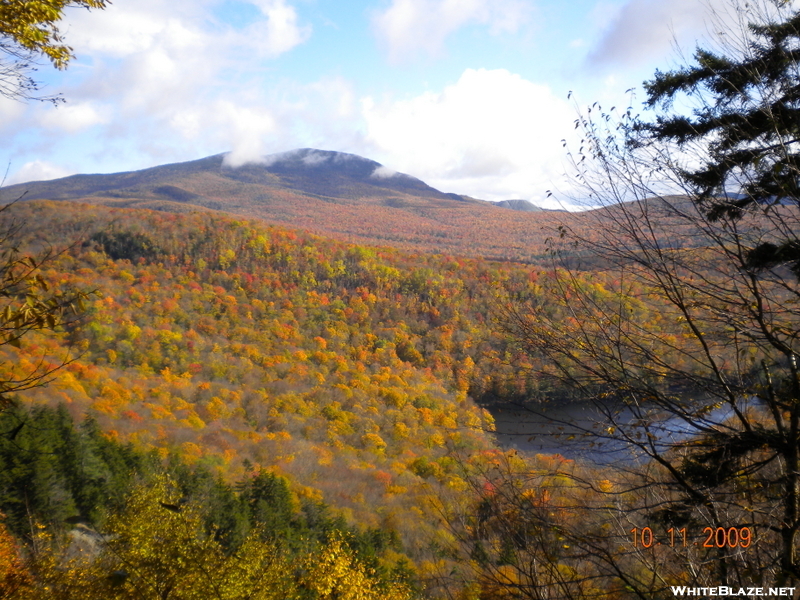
(1, 0, 737, 207)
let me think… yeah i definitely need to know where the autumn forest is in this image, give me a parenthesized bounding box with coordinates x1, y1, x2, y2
(3, 0, 800, 598)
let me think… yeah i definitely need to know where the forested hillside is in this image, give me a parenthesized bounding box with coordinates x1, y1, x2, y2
(0, 192, 752, 595)
(0, 200, 588, 592)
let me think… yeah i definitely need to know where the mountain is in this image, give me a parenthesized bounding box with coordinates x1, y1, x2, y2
(490, 199, 551, 211)
(2, 148, 475, 206)
(2, 149, 569, 262)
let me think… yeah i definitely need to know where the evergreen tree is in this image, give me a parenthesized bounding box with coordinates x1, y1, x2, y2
(639, 0, 800, 275)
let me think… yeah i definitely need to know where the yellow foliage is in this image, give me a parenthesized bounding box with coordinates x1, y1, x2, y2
(181, 442, 204, 464)
(361, 433, 387, 452)
(299, 533, 412, 600)
(205, 396, 230, 420)
(426, 432, 445, 448)
(393, 422, 410, 440)
(28, 477, 293, 600)
(461, 410, 483, 429)
(90, 398, 118, 416)
(0, 520, 30, 597)
(181, 412, 206, 430)
(296, 485, 324, 502)
(445, 475, 468, 491)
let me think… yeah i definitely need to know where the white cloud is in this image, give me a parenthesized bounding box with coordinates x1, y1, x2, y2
(587, 0, 733, 67)
(200, 102, 277, 167)
(361, 68, 576, 204)
(37, 101, 110, 133)
(371, 165, 398, 179)
(173, 76, 362, 168)
(250, 0, 312, 57)
(53, 0, 310, 118)
(301, 151, 328, 166)
(372, 0, 531, 62)
(6, 161, 74, 185)
(241, 77, 363, 157)
(13, 0, 314, 168)
(305, 77, 356, 121)
(65, 0, 309, 62)
(64, 1, 210, 59)
(0, 96, 27, 129)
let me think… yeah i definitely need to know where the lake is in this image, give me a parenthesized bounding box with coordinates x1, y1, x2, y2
(484, 399, 740, 464)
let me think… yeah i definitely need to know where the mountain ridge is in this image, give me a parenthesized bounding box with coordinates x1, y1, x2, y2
(2, 148, 570, 262)
(5, 149, 489, 204)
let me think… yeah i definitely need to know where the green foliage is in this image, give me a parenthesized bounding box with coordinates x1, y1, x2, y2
(89, 229, 160, 262)
(0, 404, 149, 538)
(238, 471, 297, 541)
(0, 406, 420, 596)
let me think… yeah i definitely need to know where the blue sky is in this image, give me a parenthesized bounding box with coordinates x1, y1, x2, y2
(1, 0, 730, 206)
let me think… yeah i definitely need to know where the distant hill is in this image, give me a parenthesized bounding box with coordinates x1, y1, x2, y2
(490, 199, 550, 212)
(2, 148, 573, 262)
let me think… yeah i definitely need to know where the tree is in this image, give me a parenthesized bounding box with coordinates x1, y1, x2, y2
(0, 0, 104, 398)
(28, 477, 294, 600)
(0, 208, 91, 410)
(0, 520, 30, 598)
(488, 0, 800, 596)
(640, 0, 800, 274)
(0, 0, 108, 102)
(437, 451, 612, 600)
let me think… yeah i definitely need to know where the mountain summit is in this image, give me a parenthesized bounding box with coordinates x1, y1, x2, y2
(228, 148, 468, 201)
